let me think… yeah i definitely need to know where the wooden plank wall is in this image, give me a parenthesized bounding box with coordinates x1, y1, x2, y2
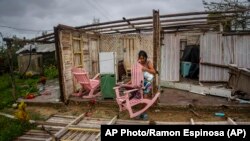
(59, 30, 74, 101)
(58, 29, 99, 101)
(100, 33, 153, 73)
(58, 30, 153, 101)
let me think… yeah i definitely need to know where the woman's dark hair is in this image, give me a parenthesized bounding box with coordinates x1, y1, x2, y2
(138, 50, 148, 60)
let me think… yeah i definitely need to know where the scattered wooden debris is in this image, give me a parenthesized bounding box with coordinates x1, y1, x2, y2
(14, 114, 250, 141)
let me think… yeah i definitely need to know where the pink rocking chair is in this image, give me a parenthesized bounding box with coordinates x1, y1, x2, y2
(72, 68, 101, 99)
(114, 62, 160, 118)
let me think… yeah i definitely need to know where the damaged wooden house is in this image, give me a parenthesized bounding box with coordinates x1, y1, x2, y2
(31, 9, 250, 105)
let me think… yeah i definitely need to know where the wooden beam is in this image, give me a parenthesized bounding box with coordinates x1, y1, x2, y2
(130, 16, 214, 26)
(67, 127, 100, 132)
(76, 16, 152, 29)
(54, 26, 65, 105)
(35, 121, 68, 127)
(223, 31, 250, 36)
(76, 9, 249, 30)
(200, 62, 229, 69)
(35, 36, 55, 43)
(58, 24, 76, 30)
(33, 33, 54, 40)
(160, 9, 250, 18)
(153, 9, 160, 94)
(86, 21, 215, 33)
(82, 15, 237, 32)
(83, 23, 130, 31)
(49, 113, 86, 141)
(163, 28, 213, 33)
(123, 17, 135, 28)
(160, 15, 235, 23)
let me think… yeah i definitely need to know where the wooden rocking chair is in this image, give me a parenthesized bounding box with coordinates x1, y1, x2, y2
(114, 62, 160, 118)
(72, 68, 101, 98)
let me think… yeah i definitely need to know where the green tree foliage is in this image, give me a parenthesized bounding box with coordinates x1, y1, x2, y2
(207, 13, 232, 31)
(203, 0, 250, 31)
(0, 35, 26, 72)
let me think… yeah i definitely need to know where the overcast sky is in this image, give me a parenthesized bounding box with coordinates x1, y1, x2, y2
(0, 0, 206, 39)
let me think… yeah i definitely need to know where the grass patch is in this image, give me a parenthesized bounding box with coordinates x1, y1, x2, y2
(0, 75, 12, 107)
(0, 72, 58, 139)
(29, 112, 46, 121)
(0, 74, 39, 109)
(0, 115, 35, 141)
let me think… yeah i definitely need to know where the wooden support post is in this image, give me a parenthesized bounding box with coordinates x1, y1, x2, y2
(153, 10, 160, 94)
(54, 26, 65, 102)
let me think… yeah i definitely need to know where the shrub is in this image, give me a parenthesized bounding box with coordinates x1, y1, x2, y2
(44, 65, 58, 79)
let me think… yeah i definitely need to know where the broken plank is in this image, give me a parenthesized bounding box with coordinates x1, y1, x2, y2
(116, 119, 150, 125)
(68, 127, 100, 132)
(35, 120, 68, 127)
(46, 113, 85, 141)
(227, 117, 237, 125)
(190, 118, 195, 125)
(78, 131, 92, 141)
(71, 124, 100, 129)
(17, 136, 48, 141)
(52, 115, 77, 119)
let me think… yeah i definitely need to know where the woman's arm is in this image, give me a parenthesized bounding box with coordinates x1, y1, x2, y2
(142, 61, 156, 74)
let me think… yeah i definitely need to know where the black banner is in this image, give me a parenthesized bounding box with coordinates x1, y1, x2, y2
(101, 125, 250, 140)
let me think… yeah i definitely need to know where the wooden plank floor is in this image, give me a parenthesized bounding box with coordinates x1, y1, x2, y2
(15, 115, 250, 141)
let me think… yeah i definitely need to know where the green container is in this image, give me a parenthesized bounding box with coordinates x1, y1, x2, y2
(101, 74, 116, 99)
(181, 61, 192, 77)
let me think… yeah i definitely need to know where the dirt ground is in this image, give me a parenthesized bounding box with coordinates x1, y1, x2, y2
(13, 79, 250, 123)
(15, 102, 249, 123)
(8, 83, 250, 123)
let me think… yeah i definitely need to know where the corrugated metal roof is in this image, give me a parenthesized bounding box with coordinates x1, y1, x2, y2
(16, 43, 55, 54)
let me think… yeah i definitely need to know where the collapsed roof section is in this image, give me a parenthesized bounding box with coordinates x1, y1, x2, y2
(32, 9, 250, 43)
